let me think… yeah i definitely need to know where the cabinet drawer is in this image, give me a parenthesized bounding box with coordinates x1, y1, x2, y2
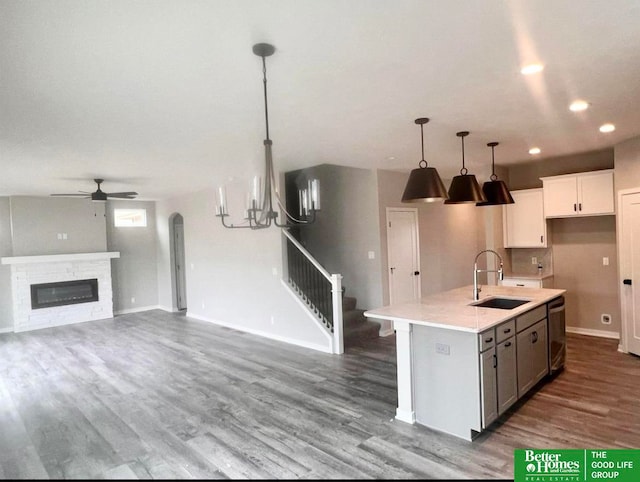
(479, 329, 496, 351)
(496, 319, 516, 343)
(500, 278, 541, 288)
(516, 304, 547, 333)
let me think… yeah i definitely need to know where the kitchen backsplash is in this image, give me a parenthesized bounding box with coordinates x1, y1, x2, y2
(509, 247, 553, 277)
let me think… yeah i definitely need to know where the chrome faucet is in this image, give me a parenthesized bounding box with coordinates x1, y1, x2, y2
(473, 249, 504, 300)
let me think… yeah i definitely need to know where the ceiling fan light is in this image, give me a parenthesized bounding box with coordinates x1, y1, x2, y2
(402, 166, 449, 203)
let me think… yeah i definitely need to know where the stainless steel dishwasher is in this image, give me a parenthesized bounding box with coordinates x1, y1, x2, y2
(548, 296, 566, 375)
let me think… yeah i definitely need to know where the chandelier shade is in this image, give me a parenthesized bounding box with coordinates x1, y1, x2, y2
(401, 118, 448, 203)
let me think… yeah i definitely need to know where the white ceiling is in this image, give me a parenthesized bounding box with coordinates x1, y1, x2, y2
(1, 0, 639, 200)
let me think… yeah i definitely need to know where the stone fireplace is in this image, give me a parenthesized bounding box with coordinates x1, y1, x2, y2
(1, 252, 119, 332)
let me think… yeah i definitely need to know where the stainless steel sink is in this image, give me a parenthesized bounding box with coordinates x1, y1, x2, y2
(470, 297, 530, 310)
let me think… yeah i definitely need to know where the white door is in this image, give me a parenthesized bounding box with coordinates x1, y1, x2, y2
(387, 208, 420, 304)
(620, 190, 640, 355)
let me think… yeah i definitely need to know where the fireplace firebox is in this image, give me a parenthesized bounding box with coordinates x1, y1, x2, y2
(30, 278, 99, 309)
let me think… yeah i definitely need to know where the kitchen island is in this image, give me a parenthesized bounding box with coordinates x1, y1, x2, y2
(364, 284, 566, 441)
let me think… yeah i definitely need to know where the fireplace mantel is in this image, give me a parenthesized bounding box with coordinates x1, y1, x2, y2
(1, 251, 120, 265)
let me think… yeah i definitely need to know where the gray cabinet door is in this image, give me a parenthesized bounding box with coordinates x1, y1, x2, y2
(480, 348, 498, 428)
(496, 337, 517, 414)
(517, 319, 549, 398)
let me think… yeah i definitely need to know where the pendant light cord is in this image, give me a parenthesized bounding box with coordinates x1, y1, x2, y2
(460, 135, 468, 175)
(490, 144, 497, 180)
(261, 55, 270, 142)
(419, 124, 426, 167)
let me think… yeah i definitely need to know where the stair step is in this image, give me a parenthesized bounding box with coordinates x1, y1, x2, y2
(344, 319, 380, 346)
(343, 308, 366, 326)
(342, 296, 357, 312)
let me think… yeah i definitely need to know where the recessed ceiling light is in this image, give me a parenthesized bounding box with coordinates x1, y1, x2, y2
(529, 147, 541, 155)
(521, 64, 544, 75)
(599, 123, 615, 133)
(569, 100, 589, 112)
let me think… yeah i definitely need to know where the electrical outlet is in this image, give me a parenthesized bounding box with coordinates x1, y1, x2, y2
(435, 343, 450, 355)
(601, 314, 611, 325)
(531, 257, 538, 265)
(603, 257, 609, 266)
(131, 297, 135, 304)
(368, 251, 375, 260)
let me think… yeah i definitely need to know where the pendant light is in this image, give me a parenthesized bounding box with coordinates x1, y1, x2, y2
(445, 131, 487, 204)
(401, 118, 448, 203)
(477, 142, 515, 206)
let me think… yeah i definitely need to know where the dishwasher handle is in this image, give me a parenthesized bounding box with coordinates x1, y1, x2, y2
(549, 304, 565, 314)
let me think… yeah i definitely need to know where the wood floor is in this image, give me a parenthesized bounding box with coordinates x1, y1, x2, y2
(1, 310, 639, 480)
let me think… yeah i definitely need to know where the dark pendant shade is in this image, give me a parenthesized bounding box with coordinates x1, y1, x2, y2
(402, 166, 449, 203)
(445, 174, 487, 204)
(476, 141, 514, 206)
(477, 179, 515, 206)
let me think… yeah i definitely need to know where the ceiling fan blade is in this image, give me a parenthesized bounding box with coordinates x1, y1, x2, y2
(50, 193, 90, 197)
(106, 192, 138, 198)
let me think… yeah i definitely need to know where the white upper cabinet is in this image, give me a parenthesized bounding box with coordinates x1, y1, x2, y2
(503, 188, 547, 248)
(541, 170, 615, 218)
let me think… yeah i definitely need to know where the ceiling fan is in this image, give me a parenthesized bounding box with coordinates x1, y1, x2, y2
(51, 178, 138, 201)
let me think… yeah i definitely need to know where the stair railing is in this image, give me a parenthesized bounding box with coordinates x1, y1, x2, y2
(282, 229, 343, 354)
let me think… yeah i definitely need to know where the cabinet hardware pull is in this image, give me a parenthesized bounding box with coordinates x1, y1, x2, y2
(531, 331, 538, 343)
(574, 203, 577, 212)
(504, 328, 511, 333)
(579, 202, 582, 211)
(505, 341, 512, 347)
(493, 354, 497, 368)
(540, 235, 543, 243)
(485, 337, 493, 343)
(624, 279, 633, 285)
(516, 284, 524, 287)
(414, 271, 420, 276)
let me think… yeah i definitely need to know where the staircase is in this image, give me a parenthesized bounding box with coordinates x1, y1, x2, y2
(342, 294, 380, 348)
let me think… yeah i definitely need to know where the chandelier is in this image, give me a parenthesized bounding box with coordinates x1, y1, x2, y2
(216, 43, 320, 229)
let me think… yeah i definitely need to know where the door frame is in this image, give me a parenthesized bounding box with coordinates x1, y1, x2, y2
(618, 187, 640, 353)
(169, 212, 187, 312)
(386, 207, 421, 305)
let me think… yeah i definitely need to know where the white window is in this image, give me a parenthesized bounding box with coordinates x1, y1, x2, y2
(113, 208, 147, 227)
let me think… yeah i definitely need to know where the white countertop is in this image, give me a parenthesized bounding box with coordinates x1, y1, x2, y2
(503, 272, 554, 280)
(364, 285, 566, 333)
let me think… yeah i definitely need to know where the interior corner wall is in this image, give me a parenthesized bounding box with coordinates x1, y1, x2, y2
(507, 148, 619, 335)
(0, 197, 14, 331)
(154, 187, 333, 352)
(9, 196, 107, 256)
(376, 169, 487, 304)
(106, 200, 159, 313)
(292, 164, 384, 310)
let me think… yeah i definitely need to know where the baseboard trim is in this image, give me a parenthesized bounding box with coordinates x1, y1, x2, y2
(566, 326, 620, 340)
(0, 326, 14, 334)
(114, 305, 163, 315)
(185, 311, 334, 354)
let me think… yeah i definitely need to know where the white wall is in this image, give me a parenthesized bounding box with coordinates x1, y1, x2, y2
(9, 196, 107, 255)
(106, 200, 159, 313)
(293, 164, 384, 310)
(0, 197, 13, 331)
(376, 169, 487, 304)
(155, 187, 333, 352)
